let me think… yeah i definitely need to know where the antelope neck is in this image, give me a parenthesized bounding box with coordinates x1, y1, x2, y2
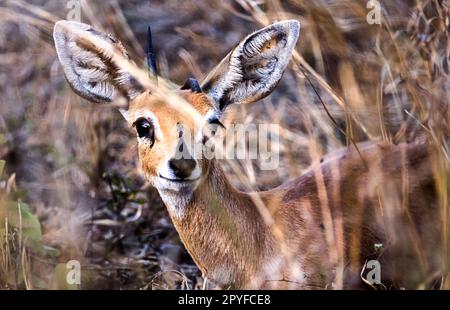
(163, 159, 270, 287)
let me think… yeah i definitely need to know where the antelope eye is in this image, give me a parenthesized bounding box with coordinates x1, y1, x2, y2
(134, 118, 155, 146)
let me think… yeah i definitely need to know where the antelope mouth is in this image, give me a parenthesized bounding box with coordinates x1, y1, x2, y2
(158, 174, 200, 183)
(157, 174, 201, 194)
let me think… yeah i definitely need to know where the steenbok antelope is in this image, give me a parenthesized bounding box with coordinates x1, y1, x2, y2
(53, 20, 442, 289)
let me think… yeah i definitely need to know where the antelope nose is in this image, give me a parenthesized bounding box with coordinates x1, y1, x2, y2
(169, 158, 196, 179)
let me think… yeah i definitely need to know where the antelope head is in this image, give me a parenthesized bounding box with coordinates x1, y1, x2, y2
(53, 20, 300, 212)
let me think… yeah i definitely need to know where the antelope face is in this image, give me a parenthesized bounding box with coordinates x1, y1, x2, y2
(53, 19, 300, 203)
(125, 90, 216, 195)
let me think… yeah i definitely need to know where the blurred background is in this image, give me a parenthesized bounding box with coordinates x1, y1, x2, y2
(0, 0, 449, 289)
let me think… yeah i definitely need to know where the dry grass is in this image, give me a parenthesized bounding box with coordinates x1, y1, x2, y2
(0, 0, 449, 289)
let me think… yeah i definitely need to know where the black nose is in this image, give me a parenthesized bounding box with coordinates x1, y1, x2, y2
(169, 158, 196, 179)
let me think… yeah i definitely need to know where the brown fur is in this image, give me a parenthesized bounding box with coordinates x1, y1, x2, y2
(129, 91, 213, 177)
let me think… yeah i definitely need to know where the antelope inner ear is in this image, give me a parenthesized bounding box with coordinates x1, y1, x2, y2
(201, 20, 300, 111)
(181, 77, 202, 93)
(53, 20, 142, 104)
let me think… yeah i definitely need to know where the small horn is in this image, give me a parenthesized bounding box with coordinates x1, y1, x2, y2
(181, 77, 202, 93)
(146, 26, 158, 77)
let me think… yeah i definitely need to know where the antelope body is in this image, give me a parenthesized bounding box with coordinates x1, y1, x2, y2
(53, 20, 441, 289)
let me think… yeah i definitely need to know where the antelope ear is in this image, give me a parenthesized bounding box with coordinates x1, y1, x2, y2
(53, 20, 142, 104)
(201, 20, 300, 111)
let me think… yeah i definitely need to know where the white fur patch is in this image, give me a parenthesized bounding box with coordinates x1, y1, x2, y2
(147, 173, 200, 220)
(210, 265, 236, 287)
